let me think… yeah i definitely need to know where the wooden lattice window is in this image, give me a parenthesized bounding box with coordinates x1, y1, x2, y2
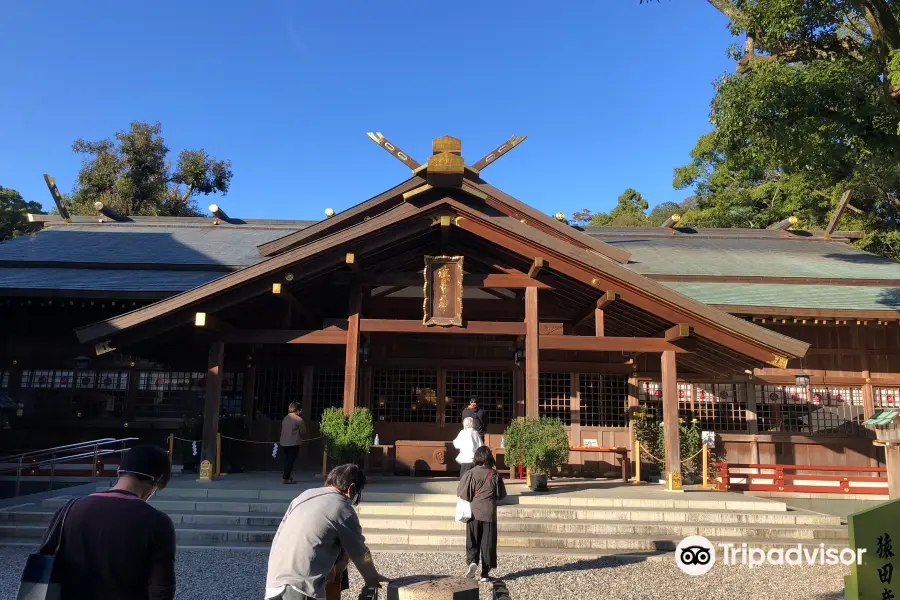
(875, 388, 900, 408)
(312, 367, 345, 421)
(677, 383, 748, 432)
(538, 372, 571, 425)
(254, 368, 304, 420)
(445, 370, 514, 427)
(1, 369, 9, 389)
(579, 374, 628, 427)
(373, 368, 438, 423)
(756, 385, 864, 435)
(638, 381, 664, 420)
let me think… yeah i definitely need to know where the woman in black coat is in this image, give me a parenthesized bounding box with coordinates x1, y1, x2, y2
(456, 446, 507, 582)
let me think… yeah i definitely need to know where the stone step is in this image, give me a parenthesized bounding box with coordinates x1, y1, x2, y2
(134, 486, 788, 512)
(39, 496, 841, 525)
(0, 524, 849, 551)
(0, 510, 846, 541)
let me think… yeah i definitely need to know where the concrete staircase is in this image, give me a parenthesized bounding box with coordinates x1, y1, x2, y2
(0, 483, 848, 556)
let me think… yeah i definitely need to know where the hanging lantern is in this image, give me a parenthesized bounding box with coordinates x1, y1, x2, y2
(795, 372, 811, 388)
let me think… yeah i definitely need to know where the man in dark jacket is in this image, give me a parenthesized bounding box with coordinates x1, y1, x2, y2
(461, 396, 488, 438)
(50, 444, 176, 600)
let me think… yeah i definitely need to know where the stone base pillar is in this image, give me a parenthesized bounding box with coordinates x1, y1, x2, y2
(388, 576, 479, 600)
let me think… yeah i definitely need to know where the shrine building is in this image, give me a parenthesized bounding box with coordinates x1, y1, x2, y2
(2, 134, 899, 486)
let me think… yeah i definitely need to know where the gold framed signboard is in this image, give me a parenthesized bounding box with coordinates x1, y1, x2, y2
(423, 255, 463, 327)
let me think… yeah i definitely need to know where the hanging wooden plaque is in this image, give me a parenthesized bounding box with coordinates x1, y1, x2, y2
(423, 255, 463, 327)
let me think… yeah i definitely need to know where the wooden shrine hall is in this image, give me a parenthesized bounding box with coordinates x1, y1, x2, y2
(1, 133, 899, 490)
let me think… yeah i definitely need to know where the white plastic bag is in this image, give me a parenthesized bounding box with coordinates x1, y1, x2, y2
(455, 498, 473, 523)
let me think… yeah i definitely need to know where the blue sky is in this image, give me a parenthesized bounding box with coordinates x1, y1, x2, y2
(0, 1, 735, 220)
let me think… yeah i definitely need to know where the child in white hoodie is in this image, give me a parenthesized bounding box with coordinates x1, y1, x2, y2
(453, 416, 484, 479)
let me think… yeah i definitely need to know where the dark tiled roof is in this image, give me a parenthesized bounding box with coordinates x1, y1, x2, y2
(584, 230, 900, 280)
(0, 268, 224, 292)
(0, 223, 314, 268)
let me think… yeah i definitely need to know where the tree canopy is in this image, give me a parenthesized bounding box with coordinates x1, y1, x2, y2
(668, 0, 900, 261)
(572, 189, 694, 227)
(0, 186, 42, 242)
(69, 121, 233, 217)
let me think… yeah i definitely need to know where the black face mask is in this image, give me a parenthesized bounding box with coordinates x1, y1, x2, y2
(349, 485, 363, 506)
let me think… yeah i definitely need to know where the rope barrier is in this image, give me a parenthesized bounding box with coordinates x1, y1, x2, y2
(219, 435, 325, 445)
(639, 443, 704, 466)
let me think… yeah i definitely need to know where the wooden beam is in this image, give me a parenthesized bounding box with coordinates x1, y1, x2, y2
(221, 329, 347, 345)
(366, 132, 422, 171)
(525, 286, 539, 417)
(370, 286, 405, 299)
(824, 190, 853, 238)
(94, 202, 129, 222)
(664, 323, 692, 342)
(277, 288, 317, 324)
(769, 216, 797, 231)
(332, 272, 551, 289)
(574, 291, 618, 330)
(661, 349, 681, 487)
(209, 203, 231, 222)
(470, 135, 527, 172)
(344, 285, 362, 416)
(194, 313, 234, 333)
(42, 174, 70, 221)
(539, 335, 691, 353)
(346, 253, 358, 272)
(202, 341, 225, 476)
(359, 319, 526, 335)
(527, 257, 544, 278)
(660, 214, 681, 229)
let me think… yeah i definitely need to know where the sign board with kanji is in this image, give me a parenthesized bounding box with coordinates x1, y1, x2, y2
(845, 497, 900, 599)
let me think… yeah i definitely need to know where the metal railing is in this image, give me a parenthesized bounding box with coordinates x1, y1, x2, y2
(0, 437, 138, 497)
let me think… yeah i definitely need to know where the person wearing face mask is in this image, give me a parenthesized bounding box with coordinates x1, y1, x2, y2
(265, 464, 390, 600)
(46, 444, 176, 600)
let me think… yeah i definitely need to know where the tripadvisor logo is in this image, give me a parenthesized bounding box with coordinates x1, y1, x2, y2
(675, 536, 866, 576)
(676, 536, 716, 576)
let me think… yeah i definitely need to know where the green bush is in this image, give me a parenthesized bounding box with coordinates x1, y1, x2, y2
(503, 416, 570, 475)
(632, 404, 702, 477)
(320, 407, 374, 464)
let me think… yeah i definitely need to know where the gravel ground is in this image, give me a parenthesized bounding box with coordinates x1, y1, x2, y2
(0, 546, 847, 600)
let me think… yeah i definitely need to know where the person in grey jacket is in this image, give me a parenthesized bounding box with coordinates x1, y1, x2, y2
(265, 464, 389, 600)
(457, 446, 507, 582)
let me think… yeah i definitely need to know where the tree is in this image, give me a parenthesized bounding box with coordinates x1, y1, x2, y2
(0, 186, 43, 242)
(572, 189, 692, 227)
(668, 1, 900, 261)
(68, 121, 233, 217)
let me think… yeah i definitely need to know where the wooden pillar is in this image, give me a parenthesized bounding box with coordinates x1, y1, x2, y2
(301, 365, 314, 421)
(661, 350, 681, 491)
(201, 340, 225, 478)
(570, 372, 581, 469)
(524, 287, 539, 417)
(886, 444, 900, 500)
(858, 324, 876, 419)
(436, 367, 447, 429)
(343, 285, 362, 416)
(595, 307, 604, 337)
(513, 366, 525, 419)
(745, 380, 758, 434)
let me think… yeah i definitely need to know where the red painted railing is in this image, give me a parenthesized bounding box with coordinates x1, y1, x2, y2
(714, 462, 888, 495)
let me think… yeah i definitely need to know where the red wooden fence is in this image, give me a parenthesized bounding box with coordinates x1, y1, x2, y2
(714, 462, 888, 495)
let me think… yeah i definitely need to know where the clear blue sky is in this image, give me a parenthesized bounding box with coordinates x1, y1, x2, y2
(1, 1, 735, 220)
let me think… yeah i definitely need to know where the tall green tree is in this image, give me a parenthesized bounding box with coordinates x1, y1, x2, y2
(69, 121, 233, 217)
(0, 186, 43, 242)
(572, 189, 692, 227)
(667, 0, 900, 260)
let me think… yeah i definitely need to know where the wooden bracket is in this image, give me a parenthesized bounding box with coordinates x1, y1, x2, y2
(527, 257, 544, 278)
(470, 135, 527, 172)
(366, 132, 422, 171)
(664, 323, 692, 342)
(597, 291, 619, 309)
(346, 253, 358, 272)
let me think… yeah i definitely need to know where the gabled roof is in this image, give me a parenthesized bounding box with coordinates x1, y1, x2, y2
(74, 190, 809, 370)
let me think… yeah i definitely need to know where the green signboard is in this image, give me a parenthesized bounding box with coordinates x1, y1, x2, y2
(846, 498, 900, 599)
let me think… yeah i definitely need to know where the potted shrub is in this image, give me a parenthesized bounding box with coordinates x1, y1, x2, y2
(503, 416, 570, 492)
(320, 407, 374, 468)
